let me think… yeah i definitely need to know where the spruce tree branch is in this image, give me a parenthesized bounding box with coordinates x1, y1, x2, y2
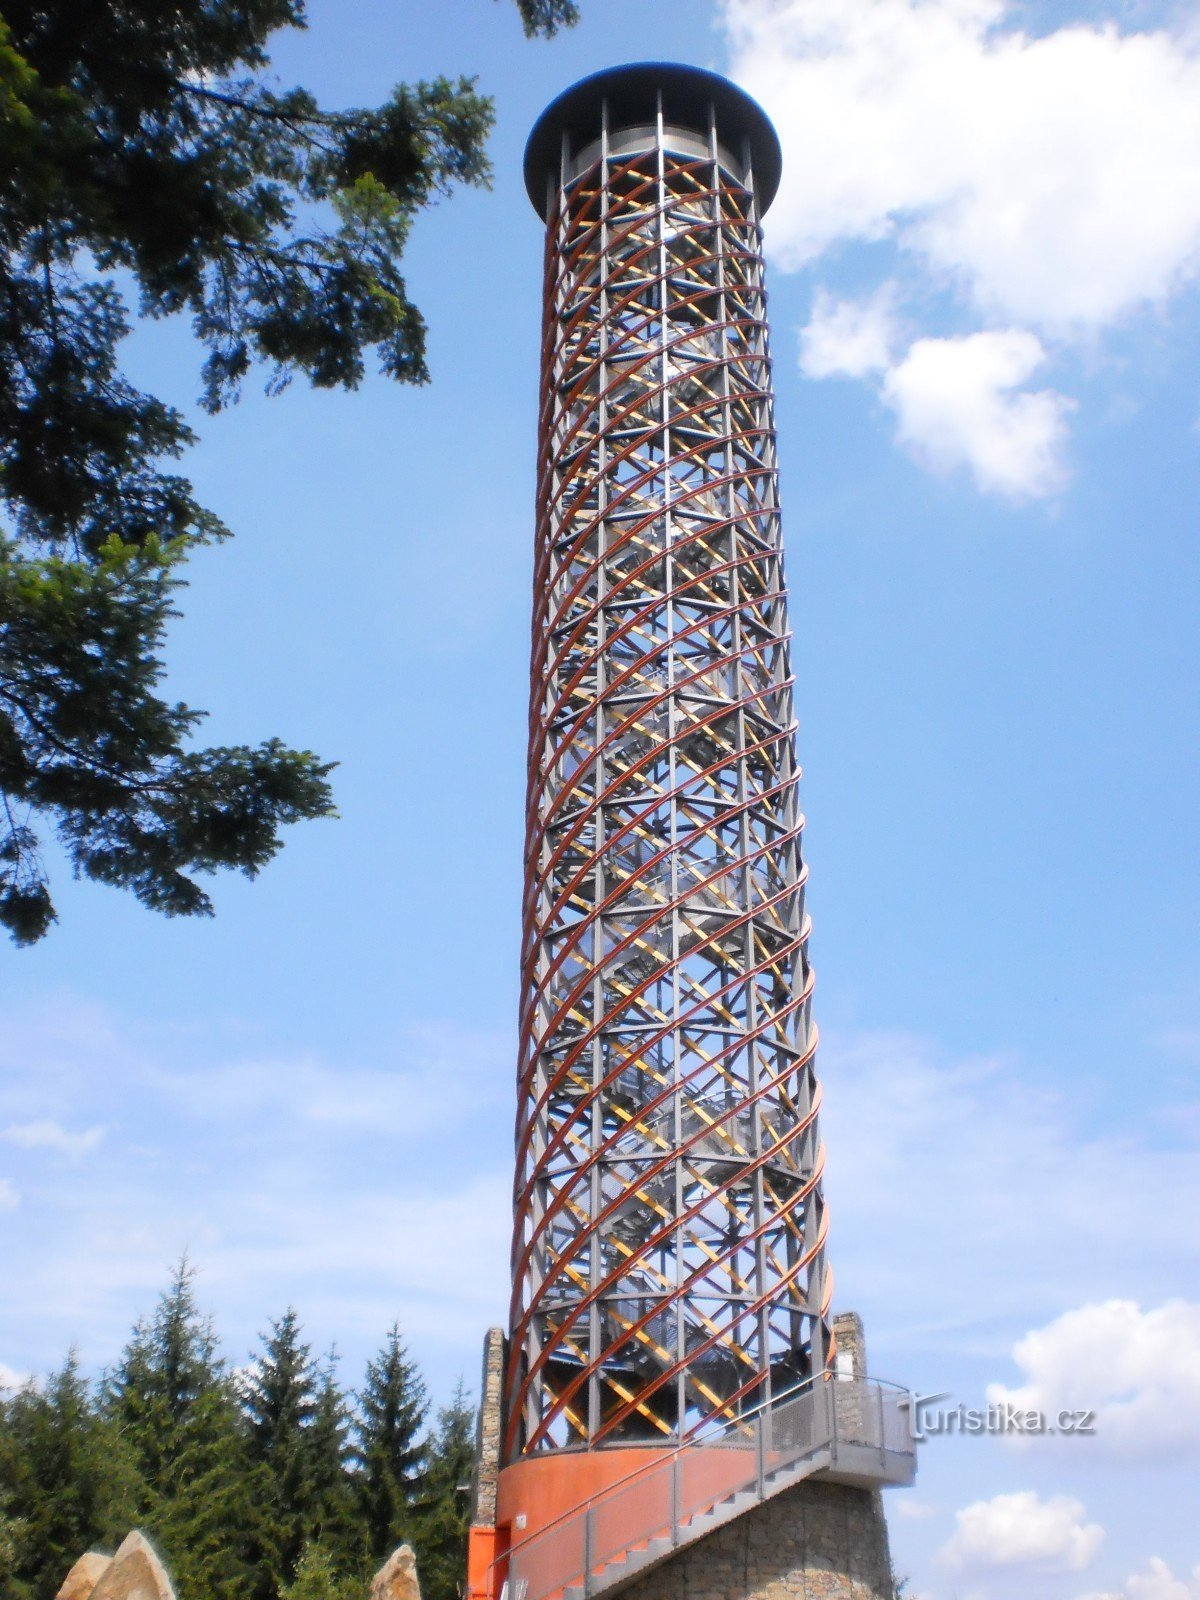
(0, 683, 167, 796)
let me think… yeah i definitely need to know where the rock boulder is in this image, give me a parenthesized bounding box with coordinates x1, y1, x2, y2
(370, 1544, 422, 1600)
(55, 1552, 113, 1600)
(88, 1532, 175, 1600)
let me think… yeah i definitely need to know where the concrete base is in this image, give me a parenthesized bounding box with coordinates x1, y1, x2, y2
(612, 1478, 896, 1600)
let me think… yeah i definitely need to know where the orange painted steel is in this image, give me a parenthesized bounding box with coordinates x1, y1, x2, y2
(509, 105, 832, 1464)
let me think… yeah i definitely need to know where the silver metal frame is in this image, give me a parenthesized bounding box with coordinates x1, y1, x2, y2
(509, 81, 831, 1460)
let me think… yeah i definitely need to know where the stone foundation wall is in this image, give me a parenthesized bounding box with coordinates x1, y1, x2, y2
(831, 1312, 867, 1379)
(472, 1326, 505, 1526)
(615, 1479, 895, 1600)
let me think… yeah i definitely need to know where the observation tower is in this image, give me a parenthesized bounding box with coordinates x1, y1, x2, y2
(468, 63, 915, 1600)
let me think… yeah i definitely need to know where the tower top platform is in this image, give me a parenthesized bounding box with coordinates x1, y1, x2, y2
(523, 61, 782, 220)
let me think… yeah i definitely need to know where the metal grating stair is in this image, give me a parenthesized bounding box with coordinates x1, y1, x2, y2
(499, 1376, 915, 1600)
(560, 1446, 833, 1600)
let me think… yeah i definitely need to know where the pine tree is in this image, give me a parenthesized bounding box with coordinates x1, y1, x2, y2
(241, 1310, 319, 1599)
(305, 1356, 364, 1580)
(354, 1327, 429, 1564)
(103, 1261, 258, 1600)
(410, 1382, 476, 1600)
(0, 1356, 137, 1600)
(239, 1315, 363, 1598)
(0, 1288, 479, 1600)
(0, 1509, 25, 1600)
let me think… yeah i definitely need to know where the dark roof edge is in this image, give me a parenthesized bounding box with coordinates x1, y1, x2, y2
(524, 61, 782, 221)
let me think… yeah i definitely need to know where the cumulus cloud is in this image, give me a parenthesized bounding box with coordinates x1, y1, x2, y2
(1080, 1559, 1200, 1600)
(1124, 1560, 1200, 1600)
(724, 0, 1200, 328)
(989, 1299, 1200, 1457)
(799, 285, 898, 378)
(0, 1178, 19, 1212)
(0, 1361, 28, 1392)
(2, 1120, 106, 1159)
(797, 292, 1073, 494)
(883, 329, 1074, 495)
(941, 1489, 1104, 1572)
(797, 286, 1074, 495)
(724, 0, 1200, 493)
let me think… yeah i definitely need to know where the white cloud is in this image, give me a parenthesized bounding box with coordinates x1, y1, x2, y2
(0, 996, 514, 1386)
(988, 1299, 1200, 1457)
(941, 1489, 1104, 1572)
(0, 1361, 28, 1392)
(1126, 1560, 1200, 1600)
(894, 1495, 938, 1520)
(816, 1031, 1200, 1350)
(724, 0, 1200, 494)
(797, 294, 1073, 496)
(882, 329, 1074, 495)
(4, 1168, 513, 1382)
(0, 1178, 19, 1212)
(724, 0, 1200, 330)
(144, 1019, 510, 1137)
(1080, 1559, 1200, 1600)
(799, 285, 898, 378)
(2, 1120, 106, 1159)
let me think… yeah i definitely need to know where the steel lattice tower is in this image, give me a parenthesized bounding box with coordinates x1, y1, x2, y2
(507, 63, 832, 1464)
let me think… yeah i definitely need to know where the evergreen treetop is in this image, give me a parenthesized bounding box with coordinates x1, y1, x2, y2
(101, 1261, 259, 1600)
(411, 1380, 476, 1600)
(0, 1354, 136, 1600)
(305, 1355, 362, 1571)
(240, 1314, 363, 1598)
(0, 1268, 477, 1600)
(243, 1309, 318, 1461)
(355, 1324, 430, 1564)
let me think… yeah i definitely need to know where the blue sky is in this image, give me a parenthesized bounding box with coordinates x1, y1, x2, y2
(2, 2, 1199, 1597)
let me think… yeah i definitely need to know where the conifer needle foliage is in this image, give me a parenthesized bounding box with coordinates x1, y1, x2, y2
(0, 1265, 477, 1600)
(0, 0, 575, 943)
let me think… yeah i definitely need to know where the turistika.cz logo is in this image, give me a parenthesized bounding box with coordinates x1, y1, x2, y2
(902, 1392, 1097, 1442)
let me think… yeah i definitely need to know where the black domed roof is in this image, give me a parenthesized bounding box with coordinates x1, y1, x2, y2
(524, 61, 782, 220)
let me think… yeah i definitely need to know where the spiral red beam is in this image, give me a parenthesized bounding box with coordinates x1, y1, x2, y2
(507, 65, 833, 1464)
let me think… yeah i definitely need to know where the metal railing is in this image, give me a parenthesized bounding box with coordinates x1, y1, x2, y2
(492, 1374, 914, 1600)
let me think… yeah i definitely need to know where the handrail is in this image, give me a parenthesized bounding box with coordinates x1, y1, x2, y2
(489, 1372, 914, 1600)
(489, 1371, 825, 1595)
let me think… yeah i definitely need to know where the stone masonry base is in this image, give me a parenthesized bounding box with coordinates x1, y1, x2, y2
(614, 1478, 896, 1600)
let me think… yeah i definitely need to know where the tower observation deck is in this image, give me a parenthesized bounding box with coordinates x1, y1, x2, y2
(467, 62, 915, 1600)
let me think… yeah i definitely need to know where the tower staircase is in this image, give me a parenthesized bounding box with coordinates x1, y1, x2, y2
(494, 1375, 915, 1600)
